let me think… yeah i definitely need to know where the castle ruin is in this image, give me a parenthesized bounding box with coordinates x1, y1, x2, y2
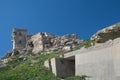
(10, 28, 82, 55)
(12, 28, 28, 50)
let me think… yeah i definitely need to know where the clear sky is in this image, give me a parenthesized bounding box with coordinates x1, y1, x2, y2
(0, 0, 120, 58)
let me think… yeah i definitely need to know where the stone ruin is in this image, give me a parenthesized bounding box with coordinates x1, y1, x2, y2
(28, 32, 83, 54)
(4, 28, 83, 58)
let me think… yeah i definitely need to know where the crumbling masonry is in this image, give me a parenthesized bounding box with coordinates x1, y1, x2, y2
(9, 28, 83, 56)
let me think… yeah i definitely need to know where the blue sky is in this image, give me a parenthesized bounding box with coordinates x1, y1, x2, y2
(0, 0, 120, 58)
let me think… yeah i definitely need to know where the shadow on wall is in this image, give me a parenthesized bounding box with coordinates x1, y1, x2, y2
(44, 56, 75, 78)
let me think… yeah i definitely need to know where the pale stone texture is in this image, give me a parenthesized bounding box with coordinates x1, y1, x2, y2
(91, 23, 120, 44)
(0, 60, 6, 67)
(44, 60, 50, 68)
(30, 33, 44, 54)
(51, 58, 57, 76)
(11, 28, 83, 54)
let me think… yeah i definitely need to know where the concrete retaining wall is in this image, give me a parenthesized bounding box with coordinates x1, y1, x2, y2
(44, 57, 75, 78)
(44, 38, 120, 79)
(55, 58, 75, 78)
(75, 38, 120, 80)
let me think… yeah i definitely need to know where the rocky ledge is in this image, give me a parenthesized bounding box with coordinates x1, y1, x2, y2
(91, 23, 120, 43)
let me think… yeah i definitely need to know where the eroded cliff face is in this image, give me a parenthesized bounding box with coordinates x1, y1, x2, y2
(27, 32, 83, 54)
(91, 23, 120, 44)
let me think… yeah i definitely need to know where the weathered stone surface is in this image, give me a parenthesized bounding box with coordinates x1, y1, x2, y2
(26, 32, 83, 54)
(0, 60, 6, 67)
(10, 28, 83, 54)
(44, 60, 50, 68)
(62, 46, 72, 52)
(3, 23, 120, 79)
(12, 28, 27, 50)
(30, 33, 44, 54)
(91, 23, 120, 44)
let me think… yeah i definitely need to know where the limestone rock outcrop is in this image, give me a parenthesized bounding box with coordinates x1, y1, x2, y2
(91, 23, 120, 44)
(4, 28, 83, 58)
(27, 32, 83, 54)
(0, 60, 6, 67)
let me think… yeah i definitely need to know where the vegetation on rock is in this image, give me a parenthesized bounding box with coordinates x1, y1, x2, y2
(0, 52, 86, 80)
(73, 39, 93, 51)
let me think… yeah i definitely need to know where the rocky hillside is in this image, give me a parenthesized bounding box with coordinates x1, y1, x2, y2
(91, 23, 120, 44)
(0, 52, 86, 80)
(1, 22, 120, 80)
(0, 31, 86, 80)
(5, 31, 83, 58)
(27, 33, 83, 54)
(4, 23, 120, 63)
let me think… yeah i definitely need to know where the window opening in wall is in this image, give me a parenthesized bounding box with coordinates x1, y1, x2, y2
(18, 40, 22, 44)
(19, 32, 22, 36)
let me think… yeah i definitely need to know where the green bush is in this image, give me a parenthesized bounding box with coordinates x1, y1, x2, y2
(0, 51, 88, 80)
(73, 39, 93, 51)
(0, 53, 60, 80)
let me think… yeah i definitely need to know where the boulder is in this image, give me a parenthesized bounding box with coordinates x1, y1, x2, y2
(0, 60, 6, 67)
(62, 46, 72, 52)
(18, 55, 29, 61)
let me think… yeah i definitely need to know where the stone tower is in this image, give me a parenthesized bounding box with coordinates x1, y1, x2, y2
(12, 28, 27, 50)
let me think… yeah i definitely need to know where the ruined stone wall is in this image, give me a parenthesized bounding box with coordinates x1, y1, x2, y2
(12, 28, 27, 50)
(11, 28, 82, 55)
(75, 38, 120, 80)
